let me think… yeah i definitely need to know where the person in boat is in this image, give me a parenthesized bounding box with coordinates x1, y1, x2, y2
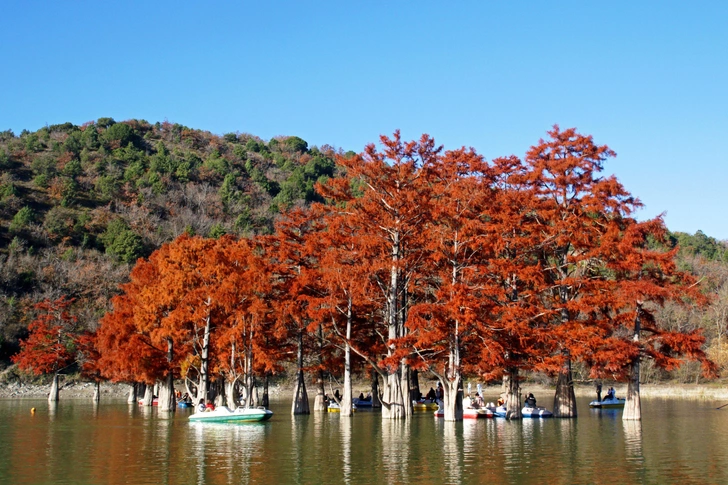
(359, 392, 365, 401)
(426, 387, 436, 401)
(475, 393, 484, 408)
(525, 393, 537, 407)
(334, 389, 341, 402)
(435, 382, 443, 401)
(197, 400, 206, 413)
(497, 396, 505, 407)
(605, 387, 615, 401)
(596, 381, 602, 402)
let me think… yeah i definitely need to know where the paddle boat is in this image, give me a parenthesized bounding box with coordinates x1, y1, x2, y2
(521, 405, 553, 418)
(433, 401, 492, 419)
(413, 399, 440, 411)
(327, 401, 357, 412)
(352, 398, 373, 408)
(188, 405, 273, 423)
(490, 404, 553, 418)
(589, 396, 626, 408)
(463, 406, 494, 419)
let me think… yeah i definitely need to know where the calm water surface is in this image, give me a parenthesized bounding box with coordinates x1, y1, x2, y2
(1, 395, 727, 484)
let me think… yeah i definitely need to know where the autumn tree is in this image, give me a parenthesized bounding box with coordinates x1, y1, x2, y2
(586, 218, 716, 420)
(12, 297, 79, 402)
(407, 146, 497, 421)
(524, 126, 639, 418)
(319, 131, 439, 419)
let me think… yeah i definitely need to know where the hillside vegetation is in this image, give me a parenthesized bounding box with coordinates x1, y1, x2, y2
(0, 119, 341, 360)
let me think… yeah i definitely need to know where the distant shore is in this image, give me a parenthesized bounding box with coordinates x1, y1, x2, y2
(1, 377, 726, 401)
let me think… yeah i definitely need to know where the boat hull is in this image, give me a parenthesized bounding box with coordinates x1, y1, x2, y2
(522, 406, 553, 418)
(589, 398, 626, 408)
(189, 406, 273, 423)
(491, 405, 553, 418)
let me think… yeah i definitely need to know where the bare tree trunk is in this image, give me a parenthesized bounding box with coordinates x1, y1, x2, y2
(199, 308, 212, 405)
(553, 353, 577, 418)
(410, 369, 421, 402)
(341, 297, 354, 417)
(504, 368, 521, 420)
(371, 373, 381, 408)
(313, 370, 327, 411)
(158, 338, 176, 413)
(291, 331, 310, 415)
(262, 374, 270, 408)
(225, 378, 240, 408)
(251, 380, 259, 407)
(127, 383, 137, 404)
(141, 384, 154, 406)
(624, 304, 643, 421)
(442, 376, 463, 422)
(381, 233, 410, 420)
(48, 373, 60, 402)
(92, 381, 100, 403)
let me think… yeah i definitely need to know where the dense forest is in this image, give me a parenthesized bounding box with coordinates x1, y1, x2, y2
(1, 120, 727, 421)
(0, 118, 342, 360)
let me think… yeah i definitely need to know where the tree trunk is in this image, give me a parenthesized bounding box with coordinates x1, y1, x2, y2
(442, 376, 463, 421)
(199, 308, 212, 405)
(251, 380, 259, 407)
(127, 383, 137, 404)
(381, 232, 410, 420)
(503, 368, 521, 420)
(382, 366, 410, 419)
(291, 331, 310, 415)
(623, 304, 643, 421)
(262, 374, 270, 408)
(141, 384, 154, 406)
(313, 370, 327, 412)
(48, 372, 60, 402)
(442, 320, 463, 421)
(371, 373, 381, 408)
(410, 369, 421, 402)
(158, 338, 176, 413)
(92, 381, 100, 403)
(225, 378, 240, 408)
(341, 297, 354, 417)
(553, 354, 577, 418)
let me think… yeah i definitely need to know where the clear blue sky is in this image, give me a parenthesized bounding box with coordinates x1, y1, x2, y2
(2, 2, 726, 239)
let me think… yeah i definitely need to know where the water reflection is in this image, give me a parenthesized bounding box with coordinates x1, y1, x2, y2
(188, 421, 267, 484)
(340, 417, 352, 484)
(442, 422, 462, 485)
(381, 419, 410, 484)
(2, 398, 728, 484)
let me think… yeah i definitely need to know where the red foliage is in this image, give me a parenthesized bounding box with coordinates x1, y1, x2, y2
(12, 297, 78, 375)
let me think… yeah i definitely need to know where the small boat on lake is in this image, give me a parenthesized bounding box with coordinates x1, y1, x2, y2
(353, 398, 373, 408)
(188, 406, 273, 423)
(463, 406, 494, 419)
(521, 405, 553, 418)
(137, 398, 193, 408)
(327, 402, 357, 412)
(491, 404, 553, 418)
(414, 399, 440, 411)
(589, 397, 626, 408)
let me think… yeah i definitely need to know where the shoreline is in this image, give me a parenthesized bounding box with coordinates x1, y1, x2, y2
(1, 379, 726, 401)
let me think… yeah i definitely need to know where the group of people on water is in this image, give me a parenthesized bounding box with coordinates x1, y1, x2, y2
(595, 382, 616, 402)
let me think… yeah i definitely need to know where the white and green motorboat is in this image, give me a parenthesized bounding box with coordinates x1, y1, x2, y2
(189, 406, 273, 423)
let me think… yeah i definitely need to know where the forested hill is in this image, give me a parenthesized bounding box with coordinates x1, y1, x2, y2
(0, 118, 344, 360)
(0, 119, 726, 373)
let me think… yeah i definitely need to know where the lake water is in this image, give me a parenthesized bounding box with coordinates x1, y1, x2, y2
(1, 395, 727, 484)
